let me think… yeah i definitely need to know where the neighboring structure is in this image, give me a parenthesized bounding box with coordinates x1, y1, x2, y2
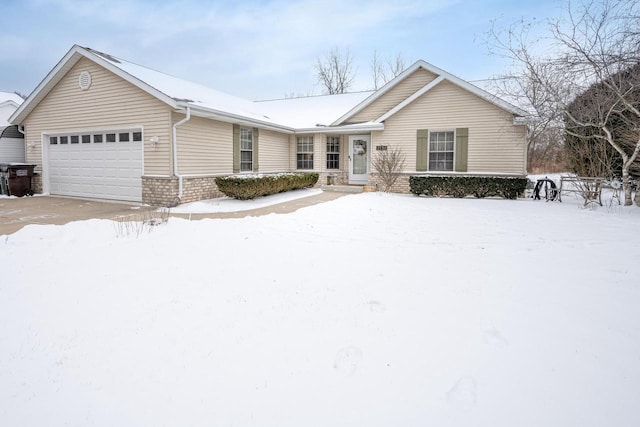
(0, 91, 25, 163)
(10, 45, 527, 205)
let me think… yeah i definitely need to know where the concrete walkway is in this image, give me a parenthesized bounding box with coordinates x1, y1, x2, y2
(0, 190, 350, 235)
(170, 190, 347, 220)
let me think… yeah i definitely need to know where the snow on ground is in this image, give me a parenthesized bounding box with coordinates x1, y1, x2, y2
(1, 193, 639, 426)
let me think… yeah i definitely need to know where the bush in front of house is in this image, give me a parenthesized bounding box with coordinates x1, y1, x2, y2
(215, 173, 319, 200)
(409, 175, 529, 199)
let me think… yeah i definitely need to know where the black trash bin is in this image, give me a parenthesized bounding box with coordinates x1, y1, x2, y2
(6, 164, 36, 197)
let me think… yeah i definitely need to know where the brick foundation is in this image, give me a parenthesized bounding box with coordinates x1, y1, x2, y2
(320, 171, 348, 186)
(142, 176, 179, 206)
(368, 173, 411, 193)
(142, 175, 226, 206)
(180, 176, 226, 204)
(30, 174, 43, 194)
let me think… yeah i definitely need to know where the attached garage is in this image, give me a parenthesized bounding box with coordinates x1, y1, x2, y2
(46, 130, 143, 202)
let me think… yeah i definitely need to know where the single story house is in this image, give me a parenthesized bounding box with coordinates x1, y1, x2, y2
(9, 45, 527, 205)
(0, 91, 25, 163)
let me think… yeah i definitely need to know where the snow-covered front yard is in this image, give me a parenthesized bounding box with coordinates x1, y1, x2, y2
(2, 192, 639, 426)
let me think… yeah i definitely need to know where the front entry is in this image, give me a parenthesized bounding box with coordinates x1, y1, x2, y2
(349, 135, 370, 184)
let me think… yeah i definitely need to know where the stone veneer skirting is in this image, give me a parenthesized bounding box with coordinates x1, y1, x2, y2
(368, 173, 411, 193)
(142, 175, 225, 206)
(320, 171, 348, 186)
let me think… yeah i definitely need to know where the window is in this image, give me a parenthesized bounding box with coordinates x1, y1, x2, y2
(326, 137, 340, 169)
(240, 127, 253, 172)
(48, 130, 142, 146)
(297, 136, 314, 169)
(428, 131, 454, 171)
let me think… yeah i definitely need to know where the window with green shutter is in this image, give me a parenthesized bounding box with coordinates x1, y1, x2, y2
(417, 128, 469, 172)
(428, 131, 455, 171)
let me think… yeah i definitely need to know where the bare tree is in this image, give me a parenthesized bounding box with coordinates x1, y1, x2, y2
(483, 20, 568, 172)
(372, 146, 406, 192)
(371, 50, 384, 90)
(315, 47, 355, 94)
(371, 51, 407, 89)
(484, 0, 640, 205)
(555, 0, 640, 205)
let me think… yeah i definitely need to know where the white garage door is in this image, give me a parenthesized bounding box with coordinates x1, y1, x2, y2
(47, 130, 143, 202)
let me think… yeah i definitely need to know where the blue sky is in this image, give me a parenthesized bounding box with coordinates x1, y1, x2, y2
(0, 0, 563, 100)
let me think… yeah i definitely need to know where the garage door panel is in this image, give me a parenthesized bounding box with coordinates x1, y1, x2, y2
(48, 136, 142, 202)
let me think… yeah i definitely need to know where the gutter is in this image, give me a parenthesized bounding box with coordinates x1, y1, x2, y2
(172, 107, 191, 202)
(178, 102, 295, 134)
(295, 122, 385, 134)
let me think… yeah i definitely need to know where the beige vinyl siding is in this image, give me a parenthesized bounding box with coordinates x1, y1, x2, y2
(379, 80, 526, 174)
(349, 68, 437, 123)
(174, 114, 233, 175)
(23, 57, 173, 175)
(258, 129, 290, 172)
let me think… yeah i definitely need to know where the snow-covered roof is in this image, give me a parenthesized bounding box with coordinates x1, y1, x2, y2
(84, 48, 284, 129)
(10, 45, 525, 132)
(0, 92, 24, 106)
(1, 91, 23, 128)
(255, 91, 373, 129)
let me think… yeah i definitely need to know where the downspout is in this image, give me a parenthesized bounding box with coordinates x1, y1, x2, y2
(172, 107, 191, 202)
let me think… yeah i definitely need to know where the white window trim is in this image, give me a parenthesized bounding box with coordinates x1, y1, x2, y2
(240, 127, 253, 172)
(326, 136, 340, 170)
(297, 136, 314, 170)
(427, 129, 456, 172)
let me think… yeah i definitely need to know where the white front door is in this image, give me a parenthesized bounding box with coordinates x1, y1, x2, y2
(349, 135, 370, 184)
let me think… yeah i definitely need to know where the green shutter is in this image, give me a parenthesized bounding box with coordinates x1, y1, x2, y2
(455, 128, 468, 172)
(233, 124, 240, 173)
(252, 128, 259, 172)
(416, 129, 428, 171)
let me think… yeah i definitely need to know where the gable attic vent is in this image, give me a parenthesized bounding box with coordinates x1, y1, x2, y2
(79, 71, 92, 90)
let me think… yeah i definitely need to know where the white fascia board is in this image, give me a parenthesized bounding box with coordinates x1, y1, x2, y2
(408, 60, 528, 116)
(183, 105, 295, 134)
(82, 48, 178, 109)
(294, 122, 384, 135)
(375, 76, 446, 123)
(10, 45, 179, 125)
(332, 59, 528, 126)
(9, 45, 84, 124)
(10, 45, 180, 125)
(330, 61, 427, 126)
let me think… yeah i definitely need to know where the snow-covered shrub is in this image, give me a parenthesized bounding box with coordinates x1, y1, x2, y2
(409, 176, 528, 199)
(215, 173, 319, 200)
